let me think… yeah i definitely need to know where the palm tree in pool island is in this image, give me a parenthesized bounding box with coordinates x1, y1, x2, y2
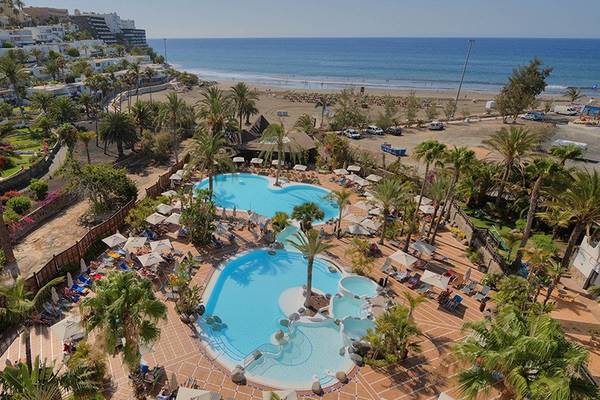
(188, 126, 231, 196)
(292, 202, 324, 233)
(288, 229, 333, 308)
(327, 188, 352, 238)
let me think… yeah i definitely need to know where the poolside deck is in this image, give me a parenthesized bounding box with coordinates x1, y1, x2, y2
(2, 172, 599, 399)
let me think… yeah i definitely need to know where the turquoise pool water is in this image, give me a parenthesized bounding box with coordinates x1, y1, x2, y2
(340, 276, 379, 298)
(343, 318, 376, 342)
(194, 173, 338, 221)
(331, 294, 369, 320)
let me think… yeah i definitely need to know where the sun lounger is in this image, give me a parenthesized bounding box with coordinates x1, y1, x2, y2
(443, 294, 463, 311)
(417, 283, 432, 295)
(460, 281, 475, 295)
(473, 285, 491, 302)
(396, 270, 411, 282)
(407, 274, 421, 289)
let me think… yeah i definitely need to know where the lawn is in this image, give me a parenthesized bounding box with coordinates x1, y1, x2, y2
(1, 129, 54, 178)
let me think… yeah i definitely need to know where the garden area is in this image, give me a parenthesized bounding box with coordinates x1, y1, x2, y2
(0, 127, 55, 177)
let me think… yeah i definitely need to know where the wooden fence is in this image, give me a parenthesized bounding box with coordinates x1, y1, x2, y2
(25, 157, 187, 291)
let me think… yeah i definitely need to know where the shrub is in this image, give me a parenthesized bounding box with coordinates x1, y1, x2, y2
(2, 207, 21, 223)
(481, 272, 502, 289)
(0, 190, 21, 205)
(528, 233, 559, 255)
(152, 132, 172, 162)
(28, 178, 48, 200)
(6, 195, 32, 215)
(0, 155, 15, 171)
(0, 250, 6, 268)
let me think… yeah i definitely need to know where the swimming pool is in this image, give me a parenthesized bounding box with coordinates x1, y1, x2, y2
(339, 276, 379, 298)
(194, 173, 338, 221)
(200, 249, 374, 389)
(331, 294, 369, 320)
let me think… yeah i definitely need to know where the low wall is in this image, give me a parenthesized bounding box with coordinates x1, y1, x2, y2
(0, 142, 61, 194)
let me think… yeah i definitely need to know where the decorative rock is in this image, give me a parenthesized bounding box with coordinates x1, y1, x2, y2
(311, 381, 323, 395)
(231, 365, 246, 385)
(350, 353, 364, 366)
(289, 313, 300, 321)
(335, 371, 349, 383)
(328, 265, 337, 273)
(279, 319, 290, 327)
(339, 347, 346, 356)
(351, 341, 371, 356)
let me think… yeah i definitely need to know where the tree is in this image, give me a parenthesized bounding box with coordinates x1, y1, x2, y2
(28, 92, 53, 114)
(443, 100, 456, 120)
(553, 170, 600, 270)
(230, 82, 258, 143)
(405, 91, 419, 125)
(0, 54, 28, 107)
(550, 144, 584, 166)
(0, 276, 64, 369)
(32, 114, 53, 138)
(78, 131, 96, 164)
(271, 211, 290, 234)
(188, 127, 231, 195)
(537, 206, 571, 239)
(364, 304, 422, 367)
(375, 96, 399, 129)
(156, 93, 188, 163)
(260, 123, 298, 186)
(180, 189, 216, 246)
(55, 123, 78, 155)
(292, 202, 324, 233)
(99, 111, 137, 157)
(494, 275, 532, 312)
(483, 126, 539, 208)
(495, 58, 552, 122)
(315, 95, 334, 128)
(425, 173, 450, 243)
(453, 305, 597, 400)
(372, 178, 404, 245)
(412, 140, 447, 211)
(127, 62, 142, 103)
(437, 146, 476, 224)
(327, 189, 352, 238)
(331, 89, 366, 130)
(80, 271, 166, 391)
(345, 238, 374, 275)
(294, 113, 316, 135)
(424, 102, 438, 121)
(48, 96, 80, 125)
(322, 132, 352, 168)
(197, 86, 234, 136)
(130, 100, 155, 138)
(564, 87, 582, 103)
(287, 229, 333, 308)
(143, 67, 156, 102)
(78, 92, 95, 119)
(0, 208, 13, 263)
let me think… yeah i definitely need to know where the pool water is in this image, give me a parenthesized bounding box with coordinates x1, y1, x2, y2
(340, 276, 379, 298)
(194, 173, 339, 221)
(331, 294, 369, 320)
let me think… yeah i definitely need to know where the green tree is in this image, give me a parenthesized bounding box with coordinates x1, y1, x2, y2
(345, 238, 374, 275)
(315, 95, 334, 128)
(99, 111, 137, 157)
(77, 131, 96, 164)
(564, 87, 582, 103)
(197, 86, 234, 136)
(294, 113, 316, 135)
(271, 211, 290, 234)
(188, 127, 231, 195)
(48, 96, 80, 125)
(292, 202, 324, 233)
(180, 189, 216, 246)
(372, 178, 404, 245)
(412, 140, 447, 211)
(331, 89, 366, 130)
(0, 54, 28, 107)
(425, 102, 438, 121)
(375, 96, 399, 129)
(28, 92, 53, 114)
(425, 173, 450, 243)
(494, 275, 532, 312)
(260, 123, 298, 186)
(443, 100, 457, 120)
(287, 229, 333, 308)
(550, 144, 584, 166)
(326, 188, 352, 239)
(437, 146, 476, 225)
(55, 122, 78, 155)
(405, 91, 419, 125)
(130, 100, 155, 138)
(230, 82, 258, 143)
(483, 126, 539, 208)
(156, 93, 188, 163)
(28, 178, 48, 200)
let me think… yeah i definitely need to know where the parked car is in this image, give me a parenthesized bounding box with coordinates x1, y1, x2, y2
(344, 129, 361, 139)
(521, 111, 544, 121)
(365, 125, 384, 135)
(428, 121, 445, 131)
(385, 126, 403, 135)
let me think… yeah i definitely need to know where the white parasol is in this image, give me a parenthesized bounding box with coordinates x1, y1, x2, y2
(388, 250, 418, 267)
(347, 223, 371, 236)
(293, 164, 307, 171)
(124, 236, 147, 251)
(161, 190, 178, 198)
(150, 239, 173, 253)
(366, 174, 383, 183)
(66, 272, 74, 288)
(145, 213, 166, 225)
(137, 252, 165, 267)
(156, 203, 173, 215)
(102, 232, 127, 248)
(419, 204, 436, 215)
(333, 168, 348, 176)
(250, 157, 264, 165)
(232, 156, 245, 163)
(164, 213, 181, 225)
(411, 240, 436, 256)
(347, 165, 361, 172)
(361, 218, 382, 232)
(343, 214, 365, 224)
(421, 270, 451, 290)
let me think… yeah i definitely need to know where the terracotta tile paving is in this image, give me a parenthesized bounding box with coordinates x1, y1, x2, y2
(2, 173, 600, 399)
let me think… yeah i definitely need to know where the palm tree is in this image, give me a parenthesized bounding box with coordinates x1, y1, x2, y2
(260, 123, 298, 186)
(439, 146, 476, 221)
(512, 158, 562, 268)
(196, 86, 234, 136)
(287, 229, 333, 308)
(188, 127, 231, 195)
(230, 82, 258, 143)
(550, 144, 584, 166)
(537, 206, 571, 239)
(143, 67, 155, 102)
(156, 93, 188, 163)
(372, 178, 404, 245)
(128, 62, 142, 103)
(0, 209, 14, 263)
(0, 55, 28, 108)
(28, 92, 53, 114)
(49, 96, 80, 125)
(326, 189, 352, 238)
(483, 126, 539, 208)
(99, 111, 137, 157)
(553, 170, 600, 270)
(453, 305, 597, 400)
(0, 276, 65, 369)
(412, 140, 447, 211)
(402, 199, 419, 253)
(542, 259, 567, 305)
(315, 95, 334, 128)
(55, 123, 78, 155)
(292, 202, 324, 233)
(425, 173, 450, 244)
(77, 131, 96, 164)
(401, 291, 426, 319)
(564, 87, 583, 103)
(294, 113, 316, 135)
(130, 100, 154, 138)
(80, 271, 167, 378)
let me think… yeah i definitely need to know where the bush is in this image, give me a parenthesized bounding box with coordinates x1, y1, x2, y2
(2, 207, 21, 223)
(0, 250, 6, 268)
(65, 47, 80, 58)
(152, 132, 172, 162)
(528, 233, 559, 255)
(481, 272, 502, 289)
(28, 178, 48, 200)
(0, 190, 21, 205)
(0, 155, 15, 171)
(6, 195, 32, 215)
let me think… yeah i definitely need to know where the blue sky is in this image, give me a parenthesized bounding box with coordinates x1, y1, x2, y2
(24, 0, 600, 39)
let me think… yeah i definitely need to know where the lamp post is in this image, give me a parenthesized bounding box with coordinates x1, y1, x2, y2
(452, 39, 475, 119)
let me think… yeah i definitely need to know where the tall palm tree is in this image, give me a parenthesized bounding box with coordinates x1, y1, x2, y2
(77, 131, 96, 164)
(55, 123, 78, 155)
(294, 113, 316, 135)
(541, 259, 567, 306)
(412, 140, 447, 211)
(292, 202, 324, 233)
(287, 229, 333, 308)
(315, 95, 334, 128)
(550, 144, 584, 166)
(439, 146, 476, 221)
(537, 206, 571, 239)
(80, 271, 167, 377)
(326, 189, 352, 238)
(425, 173, 450, 244)
(260, 123, 298, 186)
(188, 127, 230, 195)
(564, 87, 582, 103)
(99, 111, 137, 157)
(143, 67, 155, 102)
(156, 93, 188, 163)
(49, 96, 80, 125)
(553, 170, 600, 270)
(127, 62, 141, 103)
(130, 100, 154, 138)
(453, 305, 597, 400)
(196, 86, 234, 136)
(512, 158, 562, 268)
(0, 208, 14, 263)
(483, 126, 539, 208)
(372, 178, 404, 245)
(401, 291, 426, 319)
(0, 276, 64, 369)
(0, 55, 28, 108)
(230, 82, 258, 144)
(28, 92, 53, 114)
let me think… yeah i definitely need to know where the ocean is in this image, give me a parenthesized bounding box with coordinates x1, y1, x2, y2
(148, 37, 600, 94)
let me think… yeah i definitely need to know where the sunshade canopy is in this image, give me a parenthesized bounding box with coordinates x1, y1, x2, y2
(102, 232, 127, 248)
(250, 157, 264, 164)
(347, 223, 371, 236)
(347, 165, 361, 172)
(165, 213, 181, 225)
(156, 203, 173, 215)
(293, 164, 307, 171)
(232, 156, 245, 163)
(422, 270, 451, 290)
(150, 239, 172, 253)
(334, 168, 348, 175)
(146, 213, 166, 225)
(411, 240, 436, 256)
(389, 250, 419, 267)
(124, 236, 147, 250)
(137, 252, 165, 267)
(366, 174, 383, 182)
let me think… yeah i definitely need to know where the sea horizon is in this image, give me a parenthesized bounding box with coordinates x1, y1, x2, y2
(148, 37, 600, 94)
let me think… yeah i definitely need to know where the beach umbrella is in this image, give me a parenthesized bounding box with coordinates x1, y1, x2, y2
(422, 270, 451, 290)
(366, 174, 383, 183)
(102, 232, 127, 248)
(169, 372, 178, 393)
(80, 258, 87, 274)
(51, 315, 84, 342)
(164, 213, 181, 226)
(347, 224, 371, 236)
(293, 164, 307, 171)
(146, 212, 166, 225)
(124, 236, 147, 251)
(150, 239, 173, 253)
(156, 203, 173, 215)
(361, 218, 382, 232)
(369, 207, 382, 216)
(161, 190, 178, 198)
(215, 222, 229, 235)
(464, 267, 472, 282)
(271, 159, 283, 166)
(343, 213, 364, 224)
(66, 272, 73, 288)
(171, 200, 182, 211)
(354, 200, 371, 211)
(232, 156, 245, 163)
(249, 213, 268, 225)
(388, 250, 418, 267)
(411, 240, 435, 256)
(137, 252, 165, 267)
(414, 195, 433, 205)
(355, 176, 370, 187)
(176, 388, 221, 400)
(250, 157, 264, 165)
(347, 165, 361, 173)
(51, 287, 60, 304)
(333, 168, 348, 176)
(419, 204, 435, 215)
(169, 172, 182, 181)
